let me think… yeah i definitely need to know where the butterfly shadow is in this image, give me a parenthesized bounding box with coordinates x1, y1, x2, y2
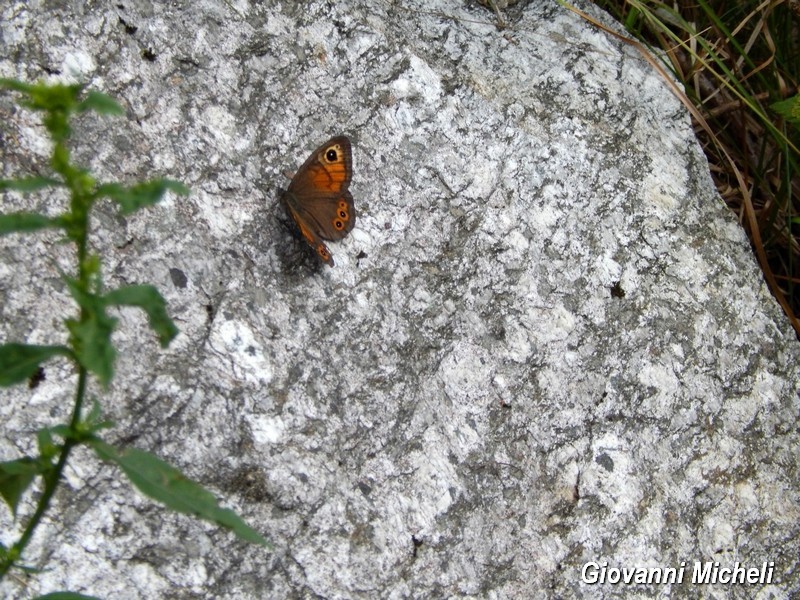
(270, 189, 329, 276)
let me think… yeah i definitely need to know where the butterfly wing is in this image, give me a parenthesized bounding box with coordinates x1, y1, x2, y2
(288, 136, 352, 198)
(283, 136, 356, 266)
(282, 194, 337, 266)
(284, 190, 355, 240)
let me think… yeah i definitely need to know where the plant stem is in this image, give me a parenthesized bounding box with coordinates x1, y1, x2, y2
(0, 144, 92, 579)
(0, 367, 87, 578)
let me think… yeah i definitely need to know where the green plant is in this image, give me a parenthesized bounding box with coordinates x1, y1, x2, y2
(0, 79, 268, 594)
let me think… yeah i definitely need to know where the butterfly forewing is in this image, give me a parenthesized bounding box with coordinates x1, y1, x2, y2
(288, 137, 352, 197)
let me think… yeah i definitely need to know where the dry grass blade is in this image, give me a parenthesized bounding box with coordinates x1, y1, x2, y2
(563, 0, 800, 335)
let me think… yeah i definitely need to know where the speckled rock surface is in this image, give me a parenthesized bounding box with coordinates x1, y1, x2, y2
(1, 0, 798, 598)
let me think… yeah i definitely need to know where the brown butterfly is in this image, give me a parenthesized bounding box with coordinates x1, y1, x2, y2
(282, 136, 355, 267)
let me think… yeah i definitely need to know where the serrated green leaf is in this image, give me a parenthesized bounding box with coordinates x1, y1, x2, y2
(105, 285, 178, 347)
(0, 457, 40, 516)
(89, 419, 114, 433)
(64, 279, 117, 386)
(80, 398, 114, 434)
(0, 176, 61, 193)
(86, 397, 102, 427)
(96, 179, 189, 215)
(29, 82, 82, 112)
(65, 317, 116, 386)
(28, 84, 83, 142)
(34, 593, 103, 600)
(0, 212, 61, 236)
(0, 344, 72, 387)
(37, 428, 58, 460)
(49, 425, 71, 439)
(1, 80, 82, 142)
(90, 440, 270, 547)
(771, 95, 800, 125)
(77, 90, 123, 116)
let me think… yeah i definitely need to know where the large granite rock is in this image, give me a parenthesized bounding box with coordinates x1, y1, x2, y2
(1, 0, 798, 597)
